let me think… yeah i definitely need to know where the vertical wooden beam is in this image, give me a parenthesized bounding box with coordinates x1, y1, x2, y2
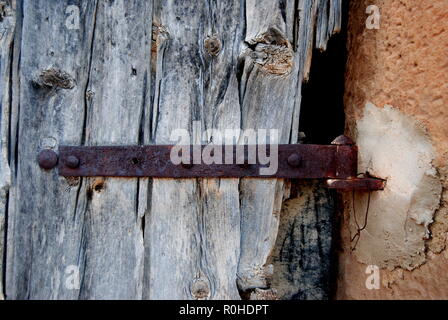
(0, 0, 15, 300)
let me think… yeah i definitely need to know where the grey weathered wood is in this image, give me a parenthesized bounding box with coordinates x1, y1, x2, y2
(76, 0, 152, 299)
(145, 0, 243, 300)
(316, 0, 342, 51)
(0, 0, 15, 300)
(6, 0, 99, 299)
(1, 0, 341, 300)
(237, 0, 338, 293)
(6, 0, 151, 299)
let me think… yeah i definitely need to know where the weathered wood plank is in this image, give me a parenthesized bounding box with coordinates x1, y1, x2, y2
(6, 0, 99, 299)
(238, 0, 341, 296)
(6, 0, 152, 299)
(316, 0, 342, 51)
(0, 0, 15, 300)
(144, 0, 206, 299)
(145, 0, 243, 300)
(76, 0, 152, 299)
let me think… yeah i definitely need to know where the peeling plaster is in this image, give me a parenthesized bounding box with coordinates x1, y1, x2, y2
(352, 102, 442, 270)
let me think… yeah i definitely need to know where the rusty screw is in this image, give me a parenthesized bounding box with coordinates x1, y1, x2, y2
(38, 149, 58, 170)
(287, 153, 301, 167)
(65, 155, 80, 169)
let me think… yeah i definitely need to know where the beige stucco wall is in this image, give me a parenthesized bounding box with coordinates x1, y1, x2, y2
(336, 0, 448, 299)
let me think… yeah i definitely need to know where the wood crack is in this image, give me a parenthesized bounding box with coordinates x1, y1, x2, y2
(81, 0, 99, 146)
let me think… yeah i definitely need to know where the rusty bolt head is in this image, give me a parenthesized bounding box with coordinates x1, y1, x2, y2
(287, 153, 301, 167)
(38, 149, 58, 170)
(65, 155, 80, 169)
(204, 36, 221, 56)
(331, 135, 355, 146)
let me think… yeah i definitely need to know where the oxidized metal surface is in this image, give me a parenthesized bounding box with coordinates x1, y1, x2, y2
(325, 178, 386, 191)
(58, 144, 358, 179)
(64, 155, 80, 168)
(38, 149, 58, 170)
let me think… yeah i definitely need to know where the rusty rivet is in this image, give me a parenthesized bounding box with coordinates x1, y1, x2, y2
(65, 155, 80, 169)
(38, 149, 58, 170)
(204, 36, 221, 56)
(287, 153, 301, 167)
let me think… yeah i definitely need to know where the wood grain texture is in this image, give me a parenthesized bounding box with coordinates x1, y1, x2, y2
(0, 0, 15, 300)
(1, 0, 341, 299)
(5, 0, 152, 299)
(144, 0, 243, 300)
(76, 0, 152, 299)
(6, 0, 98, 299)
(237, 0, 339, 293)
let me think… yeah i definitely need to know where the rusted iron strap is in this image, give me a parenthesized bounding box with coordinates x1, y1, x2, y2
(57, 144, 358, 179)
(325, 178, 386, 191)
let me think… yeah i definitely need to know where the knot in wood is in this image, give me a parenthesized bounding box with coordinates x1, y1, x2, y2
(249, 28, 293, 76)
(0, 1, 10, 22)
(152, 23, 170, 50)
(35, 68, 76, 89)
(204, 36, 221, 56)
(91, 178, 105, 193)
(190, 278, 210, 300)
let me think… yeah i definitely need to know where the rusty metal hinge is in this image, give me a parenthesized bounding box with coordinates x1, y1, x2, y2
(37, 136, 385, 192)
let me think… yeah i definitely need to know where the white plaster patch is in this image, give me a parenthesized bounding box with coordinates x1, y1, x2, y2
(353, 102, 442, 270)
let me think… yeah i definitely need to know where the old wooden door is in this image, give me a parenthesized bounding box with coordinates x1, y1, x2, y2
(0, 0, 341, 299)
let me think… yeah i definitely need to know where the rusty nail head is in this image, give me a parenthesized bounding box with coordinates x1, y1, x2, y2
(65, 155, 80, 168)
(38, 149, 58, 170)
(287, 153, 301, 167)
